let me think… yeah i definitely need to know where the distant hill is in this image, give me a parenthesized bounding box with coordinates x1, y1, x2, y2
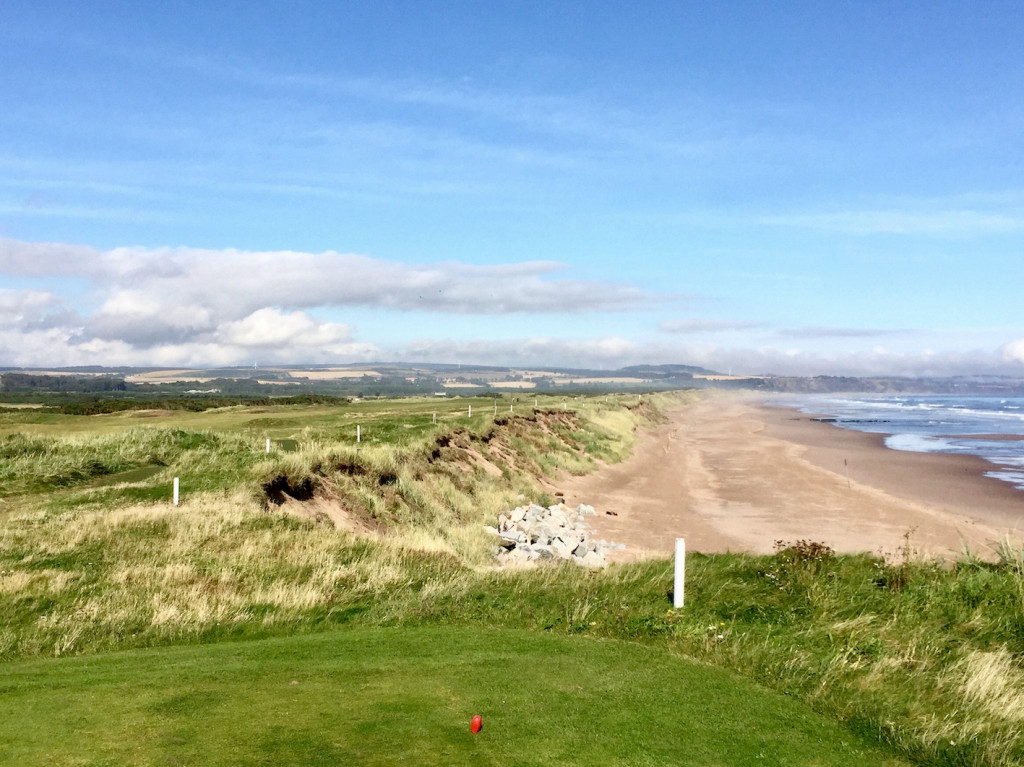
(4, 363, 1024, 399)
(617, 364, 720, 378)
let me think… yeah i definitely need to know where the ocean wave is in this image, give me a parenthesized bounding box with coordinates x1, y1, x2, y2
(782, 394, 1024, 494)
(984, 470, 1024, 490)
(885, 434, 955, 453)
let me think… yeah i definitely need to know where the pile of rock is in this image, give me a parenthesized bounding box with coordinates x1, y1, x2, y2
(486, 502, 624, 568)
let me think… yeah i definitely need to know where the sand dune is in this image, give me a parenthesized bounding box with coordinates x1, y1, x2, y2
(559, 395, 1024, 561)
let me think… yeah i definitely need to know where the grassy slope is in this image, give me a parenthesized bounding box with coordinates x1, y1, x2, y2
(0, 393, 657, 659)
(0, 625, 906, 767)
(0, 393, 639, 512)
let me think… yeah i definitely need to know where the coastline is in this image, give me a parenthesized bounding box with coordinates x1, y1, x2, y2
(560, 394, 1024, 561)
(758, 402, 1024, 529)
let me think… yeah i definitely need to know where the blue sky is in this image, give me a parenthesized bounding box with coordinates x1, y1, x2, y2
(1, 1, 1023, 374)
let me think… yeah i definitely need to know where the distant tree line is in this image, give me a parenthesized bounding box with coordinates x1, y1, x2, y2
(55, 393, 351, 415)
(0, 373, 127, 393)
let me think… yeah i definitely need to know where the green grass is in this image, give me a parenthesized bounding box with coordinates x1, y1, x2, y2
(0, 393, 663, 659)
(3, 517, 1023, 763)
(0, 392, 652, 514)
(0, 625, 906, 766)
(4, 391, 1024, 764)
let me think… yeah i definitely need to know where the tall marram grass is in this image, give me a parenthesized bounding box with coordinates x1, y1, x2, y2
(0, 393, 669, 660)
(0, 427, 263, 508)
(0, 491, 469, 658)
(247, 396, 666, 560)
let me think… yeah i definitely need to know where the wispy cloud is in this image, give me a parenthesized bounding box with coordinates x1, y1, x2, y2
(758, 208, 1024, 236)
(777, 326, 909, 339)
(660, 319, 765, 334)
(402, 336, 648, 369)
(397, 335, 1024, 379)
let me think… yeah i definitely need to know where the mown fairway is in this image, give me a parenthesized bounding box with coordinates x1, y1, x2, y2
(0, 625, 906, 766)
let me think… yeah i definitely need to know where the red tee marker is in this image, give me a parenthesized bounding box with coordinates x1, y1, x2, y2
(470, 715, 483, 733)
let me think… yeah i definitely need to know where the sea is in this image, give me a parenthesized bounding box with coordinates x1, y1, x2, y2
(772, 394, 1024, 491)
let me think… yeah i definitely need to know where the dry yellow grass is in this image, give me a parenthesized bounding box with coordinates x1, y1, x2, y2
(124, 369, 217, 383)
(0, 392, 670, 658)
(563, 376, 648, 384)
(0, 488, 485, 653)
(490, 381, 537, 389)
(956, 649, 1024, 724)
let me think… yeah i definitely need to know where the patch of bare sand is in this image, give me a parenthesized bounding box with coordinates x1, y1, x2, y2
(282, 495, 383, 536)
(463, 447, 504, 477)
(559, 395, 1024, 562)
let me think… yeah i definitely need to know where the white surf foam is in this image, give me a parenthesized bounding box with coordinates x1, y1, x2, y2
(884, 433, 953, 453)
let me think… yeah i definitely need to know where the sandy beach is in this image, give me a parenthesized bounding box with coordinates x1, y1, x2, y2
(560, 394, 1024, 561)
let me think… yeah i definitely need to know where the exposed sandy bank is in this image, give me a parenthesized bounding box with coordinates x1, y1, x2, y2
(559, 395, 1024, 561)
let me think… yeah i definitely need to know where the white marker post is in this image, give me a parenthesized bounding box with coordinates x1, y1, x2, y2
(510, 404, 513, 413)
(173, 477, 180, 506)
(357, 425, 361, 443)
(265, 438, 271, 453)
(433, 413, 436, 424)
(468, 405, 472, 417)
(673, 538, 685, 609)
(535, 398, 538, 407)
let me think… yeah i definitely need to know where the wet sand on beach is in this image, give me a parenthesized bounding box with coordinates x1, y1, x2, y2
(559, 395, 1024, 562)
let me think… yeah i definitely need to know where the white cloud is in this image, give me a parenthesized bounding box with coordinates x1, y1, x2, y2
(2, 237, 1022, 377)
(82, 289, 217, 345)
(0, 288, 61, 318)
(0, 321, 380, 369)
(0, 237, 666, 366)
(1000, 339, 1024, 365)
(0, 240, 99, 276)
(219, 308, 351, 349)
(1, 238, 660, 318)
